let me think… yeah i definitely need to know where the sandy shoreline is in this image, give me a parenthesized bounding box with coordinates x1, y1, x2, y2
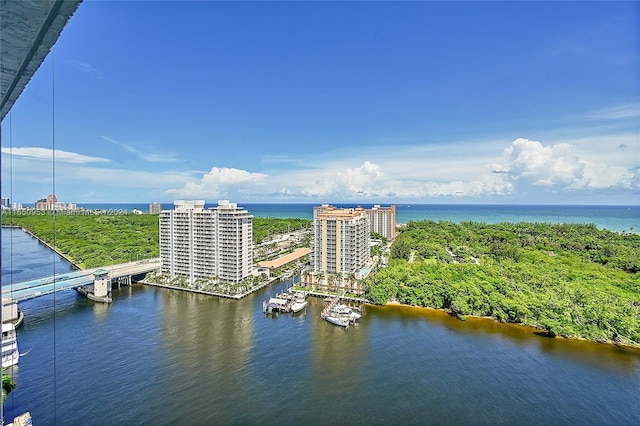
(381, 300, 640, 351)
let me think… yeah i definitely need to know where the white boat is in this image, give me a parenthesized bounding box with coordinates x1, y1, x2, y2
(290, 295, 308, 313)
(333, 304, 351, 314)
(325, 316, 349, 328)
(331, 304, 361, 321)
(2, 322, 19, 368)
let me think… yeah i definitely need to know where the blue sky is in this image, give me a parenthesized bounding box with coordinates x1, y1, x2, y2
(1, 1, 638, 205)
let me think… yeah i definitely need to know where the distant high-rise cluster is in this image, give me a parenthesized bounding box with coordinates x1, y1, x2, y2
(34, 194, 76, 211)
(159, 200, 253, 284)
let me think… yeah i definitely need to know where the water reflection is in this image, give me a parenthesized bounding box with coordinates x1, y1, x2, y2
(308, 297, 369, 408)
(370, 304, 640, 375)
(92, 299, 110, 321)
(160, 288, 253, 364)
(149, 286, 257, 423)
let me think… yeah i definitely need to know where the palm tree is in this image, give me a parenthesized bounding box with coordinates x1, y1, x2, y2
(337, 272, 345, 292)
(347, 272, 357, 294)
(292, 264, 301, 287)
(316, 271, 325, 291)
(303, 270, 312, 289)
(327, 274, 336, 294)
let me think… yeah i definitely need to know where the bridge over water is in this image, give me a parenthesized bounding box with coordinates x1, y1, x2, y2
(2, 259, 161, 307)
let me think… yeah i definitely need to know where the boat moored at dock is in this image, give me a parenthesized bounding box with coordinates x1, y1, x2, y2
(325, 315, 350, 328)
(263, 297, 289, 314)
(2, 322, 19, 368)
(263, 289, 308, 314)
(321, 297, 363, 327)
(290, 293, 308, 313)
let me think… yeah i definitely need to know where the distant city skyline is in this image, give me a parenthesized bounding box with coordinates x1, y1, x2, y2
(1, 1, 638, 205)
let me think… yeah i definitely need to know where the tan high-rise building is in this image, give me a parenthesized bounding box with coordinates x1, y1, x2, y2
(311, 205, 370, 276)
(149, 202, 162, 214)
(160, 200, 253, 284)
(367, 204, 396, 240)
(34, 194, 71, 211)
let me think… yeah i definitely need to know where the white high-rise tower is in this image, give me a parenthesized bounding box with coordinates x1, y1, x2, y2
(160, 200, 253, 284)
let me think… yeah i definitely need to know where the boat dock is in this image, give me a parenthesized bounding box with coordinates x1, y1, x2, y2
(263, 289, 308, 314)
(321, 295, 363, 328)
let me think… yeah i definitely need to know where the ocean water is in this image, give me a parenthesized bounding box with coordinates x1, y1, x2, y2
(73, 203, 639, 232)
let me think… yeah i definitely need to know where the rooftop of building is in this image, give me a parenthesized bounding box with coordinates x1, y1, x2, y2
(258, 247, 311, 270)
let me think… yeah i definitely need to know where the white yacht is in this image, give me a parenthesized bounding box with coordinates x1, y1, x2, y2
(290, 294, 308, 313)
(2, 322, 19, 368)
(333, 304, 362, 321)
(325, 315, 349, 328)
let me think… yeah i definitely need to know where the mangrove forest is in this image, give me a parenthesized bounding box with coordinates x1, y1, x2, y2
(364, 220, 640, 346)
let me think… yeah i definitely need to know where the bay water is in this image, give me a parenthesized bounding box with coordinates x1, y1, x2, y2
(1, 205, 639, 424)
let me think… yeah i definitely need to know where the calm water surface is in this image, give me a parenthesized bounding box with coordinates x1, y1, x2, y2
(2, 221, 640, 424)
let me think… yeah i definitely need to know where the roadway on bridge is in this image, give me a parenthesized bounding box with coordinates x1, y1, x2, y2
(2, 259, 161, 302)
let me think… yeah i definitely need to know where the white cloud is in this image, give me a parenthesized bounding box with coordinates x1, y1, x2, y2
(422, 175, 512, 198)
(1, 147, 110, 164)
(331, 161, 383, 196)
(549, 134, 638, 167)
(501, 138, 635, 191)
(260, 137, 636, 201)
(6, 134, 635, 204)
(266, 157, 511, 200)
(64, 59, 103, 79)
(165, 167, 268, 198)
(261, 155, 303, 164)
(580, 103, 640, 121)
(102, 135, 181, 163)
(580, 161, 634, 189)
(504, 139, 583, 186)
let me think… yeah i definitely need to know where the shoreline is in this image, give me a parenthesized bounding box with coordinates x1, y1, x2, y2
(140, 275, 281, 300)
(4, 222, 637, 350)
(2, 225, 84, 270)
(381, 300, 640, 351)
